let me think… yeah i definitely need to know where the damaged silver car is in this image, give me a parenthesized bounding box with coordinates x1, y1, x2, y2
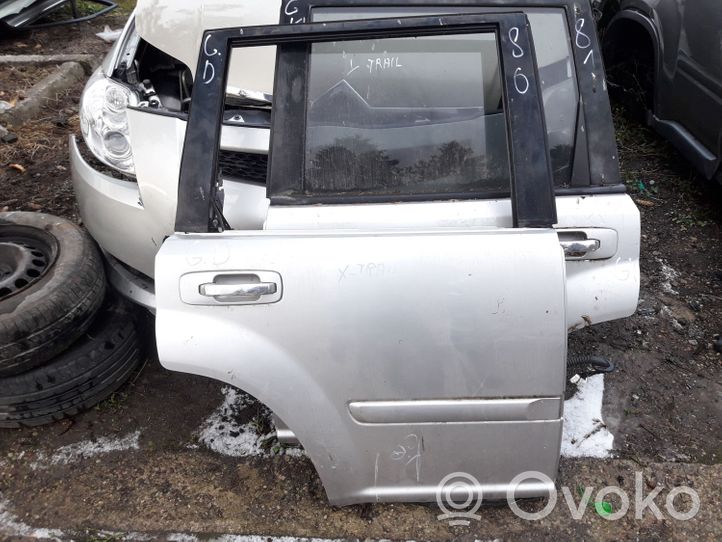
(71, 0, 640, 506)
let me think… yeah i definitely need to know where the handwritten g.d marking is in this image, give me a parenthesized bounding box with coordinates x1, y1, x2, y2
(202, 60, 215, 85)
(284, 0, 306, 24)
(202, 34, 221, 85)
(203, 34, 219, 57)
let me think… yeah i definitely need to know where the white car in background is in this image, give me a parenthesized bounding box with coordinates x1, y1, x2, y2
(71, 0, 640, 506)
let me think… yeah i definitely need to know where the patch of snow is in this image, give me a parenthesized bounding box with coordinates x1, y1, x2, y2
(31, 430, 140, 469)
(97, 531, 155, 541)
(198, 387, 305, 458)
(561, 375, 614, 459)
(657, 258, 680, 295)
(0, 495, 64, 540)
(279, 445, 307, 458)
(96, 25, 123, 43)
(168, 536, 346, 542)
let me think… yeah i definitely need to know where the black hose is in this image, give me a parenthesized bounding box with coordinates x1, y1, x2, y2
(566, 355, 616, 379)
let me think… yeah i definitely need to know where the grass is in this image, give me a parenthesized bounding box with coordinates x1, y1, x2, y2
(613, 105, 671, 188)
(114, 0, 136, 16)
(94, 391, 129, 412)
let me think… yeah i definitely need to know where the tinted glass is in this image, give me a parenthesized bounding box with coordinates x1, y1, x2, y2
(314, 7, 578, 187)
(305, 33, 510, 196)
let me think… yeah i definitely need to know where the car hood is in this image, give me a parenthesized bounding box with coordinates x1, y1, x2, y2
(135, 0, 280, 91)
(0, 0, 36, 20)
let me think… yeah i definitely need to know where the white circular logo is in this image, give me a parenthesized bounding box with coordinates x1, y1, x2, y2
(436, 472, 483, 523)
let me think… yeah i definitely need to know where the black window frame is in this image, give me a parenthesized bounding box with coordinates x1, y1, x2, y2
(177, 13, 557, 233)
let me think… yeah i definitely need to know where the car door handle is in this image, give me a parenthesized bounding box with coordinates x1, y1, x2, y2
(557, 228, 618, 260)
(200, 281, 277, 298)
(181, 271, 283, 306)
(559, 239, 600, 258)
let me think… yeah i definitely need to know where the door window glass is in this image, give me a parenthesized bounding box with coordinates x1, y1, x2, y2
(313, 7, 578, 187)
(305, 33, 510, 196)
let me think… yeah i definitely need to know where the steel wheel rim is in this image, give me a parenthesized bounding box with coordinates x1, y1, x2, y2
(0, 225, 59, 301)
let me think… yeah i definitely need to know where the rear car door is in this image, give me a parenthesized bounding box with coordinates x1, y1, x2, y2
(157, 13, 567, 505)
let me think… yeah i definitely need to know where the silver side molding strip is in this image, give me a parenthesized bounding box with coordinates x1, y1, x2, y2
(348, 398, 562, 424)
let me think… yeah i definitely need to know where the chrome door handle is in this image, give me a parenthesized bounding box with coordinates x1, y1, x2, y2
(181, 271, 282, 306)
(560, 239, 600, 258)
(200, 282, 277, 298)
(557, 228, 618, 260)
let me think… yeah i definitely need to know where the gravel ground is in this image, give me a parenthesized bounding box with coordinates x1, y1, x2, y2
(0, 9, 720, 542)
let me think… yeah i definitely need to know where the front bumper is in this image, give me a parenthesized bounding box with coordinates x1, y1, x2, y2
(70, 135, 164, 279)
(103, 250, 157, 310)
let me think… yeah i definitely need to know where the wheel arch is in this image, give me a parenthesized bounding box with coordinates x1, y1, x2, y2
(603, 8, 661, 112)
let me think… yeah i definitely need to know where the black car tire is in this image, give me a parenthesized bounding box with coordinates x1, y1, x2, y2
(0, 212, 106, 377)
(0, 295, 144, 428)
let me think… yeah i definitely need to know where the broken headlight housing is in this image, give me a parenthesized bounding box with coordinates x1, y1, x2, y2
(79, 70, 139, 176)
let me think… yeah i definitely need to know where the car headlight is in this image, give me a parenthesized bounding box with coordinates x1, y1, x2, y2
(79, 70, 139, 176)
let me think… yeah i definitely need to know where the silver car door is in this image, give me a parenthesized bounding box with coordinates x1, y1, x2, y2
(156, 13, 567, 505)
